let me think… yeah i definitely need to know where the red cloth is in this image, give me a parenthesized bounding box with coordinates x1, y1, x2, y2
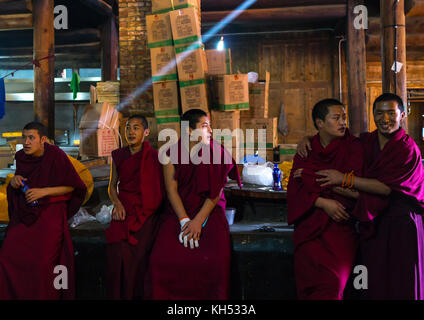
(106, 142, 165, 245)
(0, 143, 86, 299)
(105, 142, 165, 299)
(287, 130, 363, 299)
(354, 129, 424, 222)
(145, 139, 241, 300)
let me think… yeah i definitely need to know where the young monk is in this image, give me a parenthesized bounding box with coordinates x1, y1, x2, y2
(0, 122, 86, 299)
(106, 114, 165, 300)
(287, 99, 364, 300)
(145, 109, 241, 300)
(297, 93, 424, 300)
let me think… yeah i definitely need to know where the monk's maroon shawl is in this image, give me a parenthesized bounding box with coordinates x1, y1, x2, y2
(354, 128, 424, 222)
(287, 130, 364, 248)
(106, 141, 165, 245)
(1, 143, 86, 299)
(145, 139, 241, 300)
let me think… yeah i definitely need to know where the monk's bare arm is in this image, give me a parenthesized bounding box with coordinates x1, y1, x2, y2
(193, 192, 221, 226)
(352, 176, 391, 196)
(24, 186, 74, 203)
(163, 162, 188, 220)
(108, 160, 126, 220)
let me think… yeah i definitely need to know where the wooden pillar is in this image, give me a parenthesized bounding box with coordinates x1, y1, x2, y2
(101, 15, 118, 81)
(33, 0, 55, 139)
(346, 0, 368, 135)
(380, 0, 407, 129)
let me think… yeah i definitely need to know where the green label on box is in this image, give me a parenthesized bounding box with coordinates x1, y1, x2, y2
(154, 108, 180, 117)
(219, 103, 249, 111)
(174, 42, 203, 53)
(241, 142, 274, 149)
(280, 149, 297, 155)
(152, 74, 178, 82)
(179, 78, 206, 87)
(173, 4, 198, 10)
(173, 35, 201, 46)
(152, 7, 173, 14)
(156, 116, 180, 124)
(148, 39, 174, 49)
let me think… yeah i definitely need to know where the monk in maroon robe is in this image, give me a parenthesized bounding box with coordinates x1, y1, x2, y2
(145, 109, 241, 300)
(309, 93, 424, 299)
(287, 99, 364, 300)
(106, 115, 165, 300)
(0, 122, 86, 299)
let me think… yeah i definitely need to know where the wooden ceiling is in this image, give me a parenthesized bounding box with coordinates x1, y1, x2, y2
(0, 0, 423, 70)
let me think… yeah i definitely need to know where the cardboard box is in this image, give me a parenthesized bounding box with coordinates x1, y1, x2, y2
(175, 43, 208, 81)
(179, 79, 209, 114)
(79, 102, 120, 130)
(153, 81, 180, 117)
(173, 0, 198, 10)
(279, 144, 297, 162)
(241, 71, 270, 118)
(79, 128, 119, 157)
(240, 117, 278, 149)
(205, 49, 232, 75)
(152, 0, 174, 13)
(170, 7, 201, 47)
(212, 74, 249, 111)
(211, 110, 242, 149)
(156, 116, 181, 148)
(150, 46, 178, 82)
(146, 12, 173, 48)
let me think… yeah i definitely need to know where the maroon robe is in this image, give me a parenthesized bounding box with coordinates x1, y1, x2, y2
(106, 142, 165, 300)
(287, 130, 363, 300)
(354, 129, 424, 300)
(144, 139, 241, 300)
(0, 143, 86, 300)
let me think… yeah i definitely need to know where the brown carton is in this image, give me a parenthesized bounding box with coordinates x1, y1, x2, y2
(212, 74, 249, 111)
(79, 128, 119, 157)
(240, 117, 278, 149)
(169, 7, 201, 47)
(153, 81, 180, 117)
(156, 116, 181, 148)
(146, 12, 173, 48)
(179, 79, 209, 114)
(152, 0, 174, 13)
(241, 71, 270, 119)
(205, 49, 232, 75)
(175, 43, 208, 81)
(150, 46, 178, 82)
(79, 102, 120, 130)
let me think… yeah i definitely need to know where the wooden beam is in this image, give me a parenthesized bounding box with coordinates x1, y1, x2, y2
(346, 0, 368, 135)
(78, 0, 113, 16)
(0, 42, 101, 57)
(202, 5, 347, 23)
(101, 15, 118, 81)
(0, 0, 32, 14)
(367, 33, 424, 49)
(367, 16, 424, 34)
(0, 54, 100, 69)
(201, 0, 346, 11)
(33, 0, 55, 139)
(405, 0, 424, 16)
(380, 0, 407, 110)
(0, 13, 32, 30)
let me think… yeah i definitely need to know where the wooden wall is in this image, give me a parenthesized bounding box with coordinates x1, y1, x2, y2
(227, 31, 336, 144)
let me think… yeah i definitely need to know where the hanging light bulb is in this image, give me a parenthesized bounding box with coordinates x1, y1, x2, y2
(217, 36, 225, 51)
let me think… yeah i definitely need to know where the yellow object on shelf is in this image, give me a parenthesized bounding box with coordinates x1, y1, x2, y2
(279, 161, 293, 191)
(0, 173, 14, 222)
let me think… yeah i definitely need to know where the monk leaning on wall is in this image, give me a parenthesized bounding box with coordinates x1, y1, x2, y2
(0, 121, 86, 299)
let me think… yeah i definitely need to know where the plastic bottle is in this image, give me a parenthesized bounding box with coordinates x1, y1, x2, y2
(21, 181, 39, 207)
(273, 164, 282, 191)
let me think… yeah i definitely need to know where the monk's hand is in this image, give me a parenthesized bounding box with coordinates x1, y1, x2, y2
(316, 169, 344, 187)
(179, 217, 200, 249)
(293, 168, 303, 180)
(112, 202, 126, 221)
(24, 188, 47, 203)
(332, 187, 360, 199)
(320, 198, 349, 222)
(296, 136, 312, 158)
(10, 175, 27, 189)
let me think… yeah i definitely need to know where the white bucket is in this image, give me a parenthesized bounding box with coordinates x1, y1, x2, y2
(225, 207, 236, 225)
